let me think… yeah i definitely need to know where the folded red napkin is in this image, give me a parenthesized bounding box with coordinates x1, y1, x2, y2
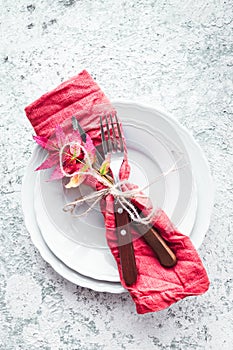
(25, 70, 209, 314)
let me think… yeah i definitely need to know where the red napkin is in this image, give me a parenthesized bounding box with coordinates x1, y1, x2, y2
(25, 70, 210, 314)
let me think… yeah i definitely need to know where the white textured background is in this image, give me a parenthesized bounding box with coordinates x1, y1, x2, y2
(0, 0, 233, 349)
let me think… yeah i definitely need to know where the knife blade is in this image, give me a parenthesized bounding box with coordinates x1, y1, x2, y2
(72, 116, 177, 268)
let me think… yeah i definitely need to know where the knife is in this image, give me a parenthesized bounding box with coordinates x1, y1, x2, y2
(72, 117, 177, 268)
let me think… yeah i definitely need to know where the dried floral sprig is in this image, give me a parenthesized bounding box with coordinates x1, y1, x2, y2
(34, 123, 96, 188)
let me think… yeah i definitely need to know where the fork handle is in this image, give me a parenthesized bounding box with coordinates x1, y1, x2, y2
(114, 200, 137, 286)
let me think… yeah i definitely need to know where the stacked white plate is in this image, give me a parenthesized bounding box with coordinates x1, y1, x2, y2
(22, 101, 214, 293)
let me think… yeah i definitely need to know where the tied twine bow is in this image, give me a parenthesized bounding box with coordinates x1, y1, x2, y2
(60, 142, 187, 226)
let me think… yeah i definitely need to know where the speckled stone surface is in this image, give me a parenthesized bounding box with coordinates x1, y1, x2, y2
(0, 0, 232, 349)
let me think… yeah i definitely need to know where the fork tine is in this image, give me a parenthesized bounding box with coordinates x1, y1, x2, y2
(110, 114, 118, 151)
(104, 115, 112, 152)
(100, 116, 108, 156)
(115, 113, 124, 152)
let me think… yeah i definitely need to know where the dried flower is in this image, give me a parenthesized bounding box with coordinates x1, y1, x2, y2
(34, 123, 95, 188)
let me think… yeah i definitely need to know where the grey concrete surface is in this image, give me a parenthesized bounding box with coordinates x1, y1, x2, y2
(0, 0, 232, 349)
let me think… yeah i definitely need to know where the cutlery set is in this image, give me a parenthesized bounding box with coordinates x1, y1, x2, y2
(72, 113, 177, 286)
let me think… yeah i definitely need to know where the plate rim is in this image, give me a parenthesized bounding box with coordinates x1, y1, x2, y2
(22, 99, 215, 293)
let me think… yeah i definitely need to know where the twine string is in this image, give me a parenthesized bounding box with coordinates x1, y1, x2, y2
(60, 142, 187, 224)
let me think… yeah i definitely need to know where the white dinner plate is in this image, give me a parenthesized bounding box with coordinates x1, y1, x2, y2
(35, 102, 197, 282)
(22, 101, 214, 293)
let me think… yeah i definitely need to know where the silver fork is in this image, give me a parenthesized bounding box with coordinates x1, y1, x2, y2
(100, 113, 124, 184)
(100, 113, 138, 286)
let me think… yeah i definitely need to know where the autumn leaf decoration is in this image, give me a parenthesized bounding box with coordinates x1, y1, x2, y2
(34, 122, 96, 188)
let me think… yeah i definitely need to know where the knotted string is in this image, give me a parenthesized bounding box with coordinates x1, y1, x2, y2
(60, 142, 188, 225)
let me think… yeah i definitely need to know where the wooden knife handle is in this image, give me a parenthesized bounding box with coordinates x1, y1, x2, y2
(133, 223, 177, 267)
(114, 200, 137, 286)
(143, 227, 177, 267)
